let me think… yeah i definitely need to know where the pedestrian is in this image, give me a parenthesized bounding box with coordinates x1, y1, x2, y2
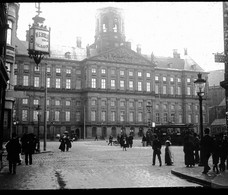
(59, 135, 66, 152)
(122, 135, 128, 151)
(108, 135, 113, 146)
(94, 134, 98, 141)
(200, 127, 213, 174)
(5, 132, 22, 174)
(219, 134, 228, 172)
(65, 135, 72, 152)
(142, 134, 147, 147)
(183, 133, 195, 168)
(193, 133, 200, 164)
(212, 134, 222, 174)
(152, 134, 162, 166)
(21, 133, 35, 165)
(128, 134, 133, 148)
(164, 136, 173, 166)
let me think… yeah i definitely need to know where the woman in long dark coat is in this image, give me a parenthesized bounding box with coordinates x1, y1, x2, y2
(5, 133, 21, 174)
(59, 135, 66, 152)
(165, 137, 173, 166)
(183, 134, 195, 167)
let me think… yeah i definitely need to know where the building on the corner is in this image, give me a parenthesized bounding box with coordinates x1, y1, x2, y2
(12, 6, 209, 144)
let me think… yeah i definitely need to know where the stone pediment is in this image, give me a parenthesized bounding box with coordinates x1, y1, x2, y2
(88, 46, 152, 65)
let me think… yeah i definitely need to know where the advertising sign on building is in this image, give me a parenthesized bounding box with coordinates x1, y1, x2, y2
(28, 27, 50, 55)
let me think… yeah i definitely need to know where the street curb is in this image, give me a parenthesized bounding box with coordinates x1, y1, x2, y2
(171, 169, 211, 187)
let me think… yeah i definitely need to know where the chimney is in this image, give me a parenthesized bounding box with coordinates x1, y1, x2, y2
(184, 48, 188, 55)
(76, 37, 82, 48)
(136, 44, 141, 54)
(173, 49, 180, 58)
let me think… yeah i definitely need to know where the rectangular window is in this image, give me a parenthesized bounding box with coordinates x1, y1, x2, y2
(7, 20, 12, 45)
(91, 99, 96, 106)
(177, 86, 181, 95)
(129, 71, 133, 76)
(129, 112, 134, 122)
(56, 78, 61, 88)
(76, 111, 80, 122)
(66, 111, 70, 121)
(163, 113, 168, 123)
(101, 79, 106, 89)
(111, 111, 115, 122)
(188, 114, 192, 123)
(155, 113, 160, 123)
(76, 69, 81, 75)
(170, 77, 174, 82)
(101, 100, 106, 106)
(55, 100, 60, 106)
(179, 114, 182, 123)
(22, 98, 28, 104)
(120, 101, 125, 107)
(14, 75, 17, 86)
(76, 80, 81, 89)
(33, 110, 38, 121)
(46, 110, 49, 122)
(155, 75, 159, 81)
(138, 72, 142, 77)
(47, 67, 51, 73)
(111, 100, 115, 107)
(111, 69, 115, 75)
(66, 100, 71, 106)
(23, 76, 29, 86)
(101, 69, 106, 74)
(138, 102, 142, 108)
(66, 69, 71, 74)
(56, 68, 61, 73)
(187, 87, 191, 95)
(163, 76, 166, 82)
(146, 82, 150, 92)
(24, 64, 29, 70)
(163, 85, 167, 94)
(111, 79, 115, 89)
(170, 86, 174, 95)
(92, 78, 96, 88)
(47, 99, 50, 106)
(171, 113, 175, 123)
(138, 81, 142, 91)
(195, 114, 198, 123)
(22, 110, 28, 121)
(129, 102, 134, 107)
(120, 80, 124, 89)
(34, 77, 39, 87)
(138, 112, 142, 122)
(33, 99, 39, 105)
(101, 111, 106, 121)
(120, 70, 124, 76)
(66, 79, 71, 89)
(146, 72, 150, 78)
(129, 81, 133, 90)
(177, 78, 181, 82)
(47, 78, 50, 88)
(91, 111, 96, 121)
(55, 111, 60, 121)
(120, 111, 125, 122)
(155, 85, 159, 94)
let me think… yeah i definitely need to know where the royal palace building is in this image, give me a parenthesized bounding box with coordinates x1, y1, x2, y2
(10, 6, 209, 143)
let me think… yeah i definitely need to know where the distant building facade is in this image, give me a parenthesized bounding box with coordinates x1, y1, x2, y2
(12, 6, 209, 141)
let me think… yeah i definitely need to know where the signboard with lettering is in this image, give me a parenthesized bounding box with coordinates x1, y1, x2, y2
(28, 26, 50, 55)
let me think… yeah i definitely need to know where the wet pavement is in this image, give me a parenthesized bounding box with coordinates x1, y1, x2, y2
(0, 139, 218, 189)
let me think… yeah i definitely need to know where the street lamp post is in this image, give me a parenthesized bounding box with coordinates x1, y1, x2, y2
(36, 105, 41, 153)
(13, 120, 19, 135)
(194, 72, 206, 166)
(27, 3, 50, 151)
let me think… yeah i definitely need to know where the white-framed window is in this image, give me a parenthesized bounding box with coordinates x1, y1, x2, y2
(22, 98, 28, 104)
(120, 80, 124, 88)
(56, 78, 61, 88)
(188, 114, 192, 123)
(195, 114, 199, 123)
(170, 86, 174, 95)
(187, 78, 191, 83)
(65, 111, 70, 121)
(129, 81, 134, 90)
(163, 76, 166, 82)
(163, 113, 168, 123)
(138, 102, 142, 108)
(138, 112, 142, 122)
(129, 112, 134, 122)
(187, 87, 191, 95)
(171, 113, 175, 123)
(146, 82, 150, 92)
(56, 68, 61, 73)
(14, 75, 17, 86)
(24, 64, 29, 71)
(66, 100, 71, 106)
(101, 68, 106, 74)
(138, 71, 142, 77)
(146, 72, 150, 78)
(33, 110, 38, 121)
(101, 100, 106, 106)
(66, 79, 71, 89)
(177, 86, 181, 95)
(46, 67, 51, 73)
(92, 78, 96, 88)
(163, 104, 167, 110)
(177, 78, 181, 82)
(55, 111, 60, 121)
(111, 111, 116, 122)
(66, 69, 71, 74)
(46, 110, 49, 121)
(111, 100, 115, 107)
(170, 77, 174, 82)
(91, 111, 96, 121)
(111, 79, 115, 89)
(163, 85, 167, 94)
(34, 77, 39, 87)
(7, 20, 13, 45)
(91, 99, 96, 106)
(178, 114, 183, 123)
(101, 79, 106, 89)
(47, 99, 50, 106)
(120, 70, 124, 76)
(111, 69, 115, 75)
(129, 71, 133, 76)
(171, 105, 175, 110)
(120, 111, 125, 122)
(155, 85, 159, 94)
(91, 68, 96, 73)
(138, 81, 142, 91)
(23, 76, 29, 86)
(55, 100, 60, 106)
(33, 99, 39, 105)
(120, 101, 125, 107)
(155, 113, 160, 123)
(155, 75, 159, 81)
(47, 78, 50, 88)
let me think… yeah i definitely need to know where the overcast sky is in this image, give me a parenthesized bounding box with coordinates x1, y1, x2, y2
(17, 2, 224, 72)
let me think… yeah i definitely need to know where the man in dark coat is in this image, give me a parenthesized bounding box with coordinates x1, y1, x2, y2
(21, 133, 35, 165)
(152, 134, 162, 166)
(200, 128, 213, 174)
(5, 133, 21, 174)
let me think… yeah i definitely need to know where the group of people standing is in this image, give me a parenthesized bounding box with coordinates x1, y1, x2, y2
(58, 133, 72, 152)
(116, 133, 134, 151)
(5, 132, 37, 175)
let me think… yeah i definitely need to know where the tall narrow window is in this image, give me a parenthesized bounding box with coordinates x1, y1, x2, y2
(120, 80, 124, 89)
(22, 110, 28, 121)
(120, 111, 125, 122)
(55, 111, 60, 121)
(76, 111, 81, 122)
(138, 81, 142, 91)
(111, 111, 116, 122)
(91, 111, 96, 121)
(34, 77, 39, 87)
(111, 79, 115, 89)
(23, 76, 29, 86)
(101, 79, 106, 89)
(146, 82, 150, 92)
(47, 78, 50, 88)
(129, 81, 133, 90)
(129, 112, 134, 122)
(101, 111, 106, 121)
(155, 113, 160, 123)
(7, 20, 13, 45)
(92, 78, 96, 88)
(56, 78, 61, 88)
(76, 80, 81, 89)
(138, 112, 142, 122)
(66, 111, 70, 121)
(66, 79, 71, 89)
